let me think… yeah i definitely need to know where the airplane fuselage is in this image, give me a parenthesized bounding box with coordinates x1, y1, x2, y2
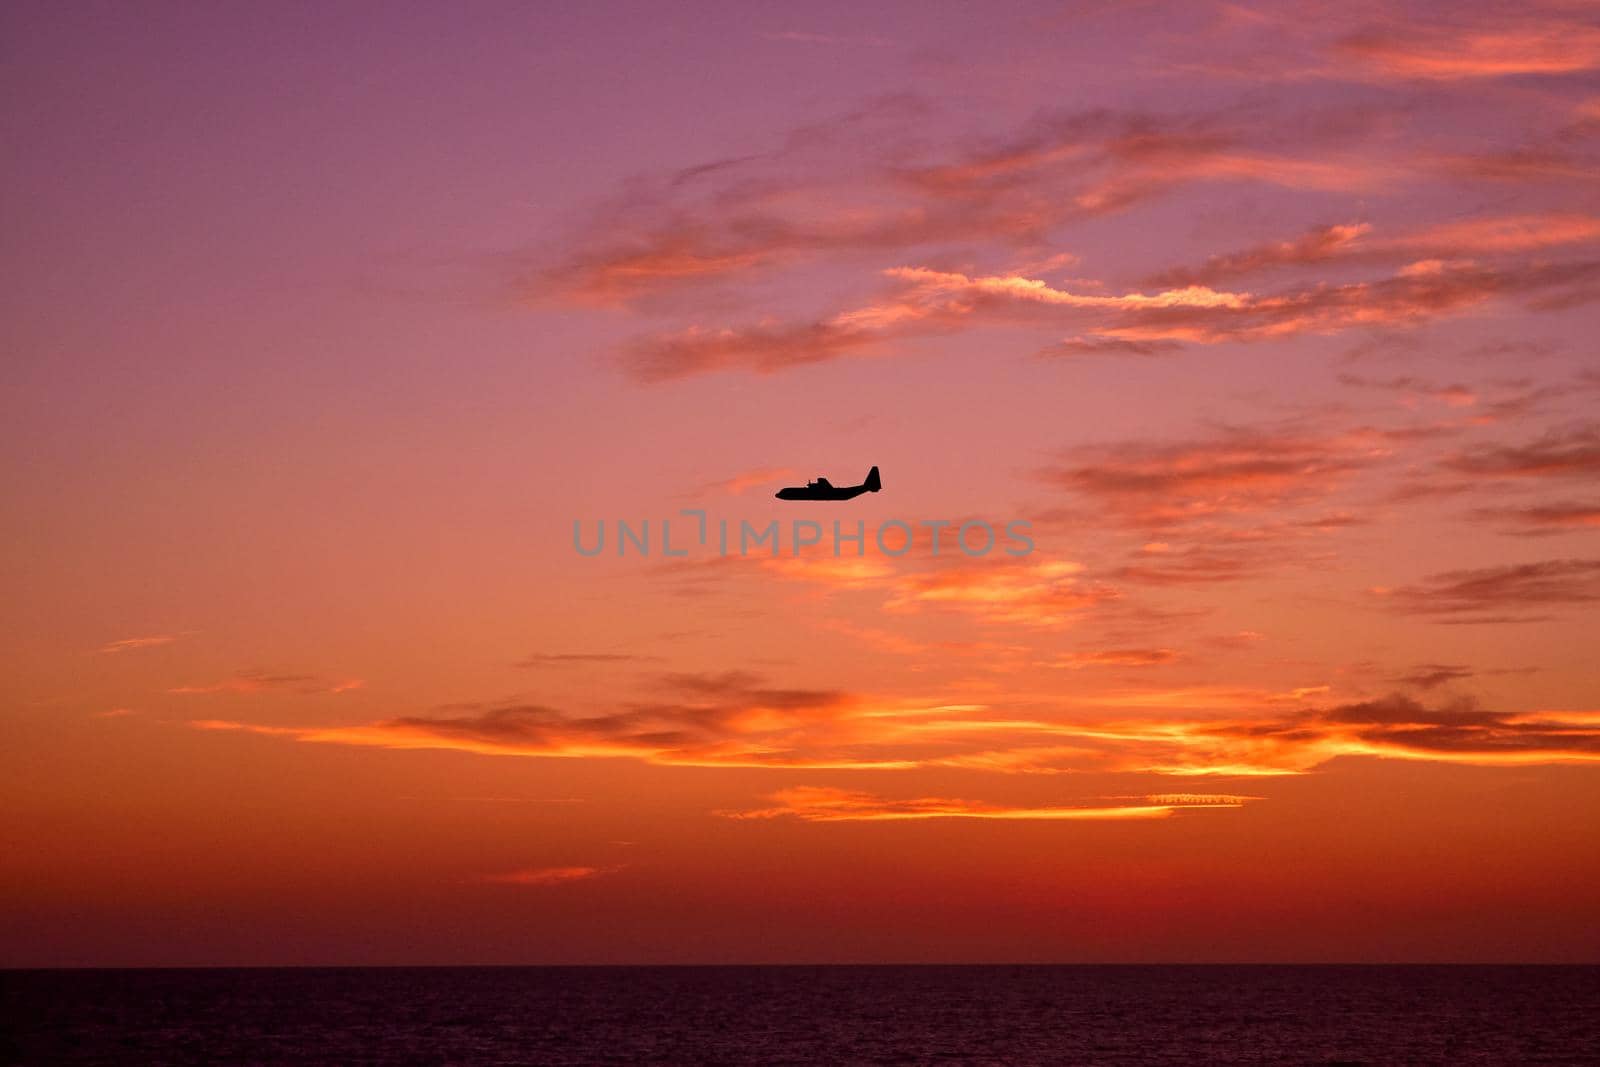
(775, 484, 870, 501)
(775, 466, 881, 502)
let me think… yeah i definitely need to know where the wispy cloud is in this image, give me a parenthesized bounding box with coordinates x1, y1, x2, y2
(878, 559, 1120, 626)
(721, 786, 1255, 822)
(169, 672, 364, 695)
(1153, 214, 1600, 287)
(1374, 558, 1600, 620)
(1336, 18, 1600, 81)
(1471, 501, 1600, 536)
(621, 255, 1600, 380)
(1443, 423, 1600, 479)
(1390, 663, 1536, 690)
(1392, 664, 1476, 690)
(656, 551, 1123, 628)
(1166, 3, 1600, 86)
(192, 683, 1600, 778)
(1047, 648, 1180, 669)
(475, 866, 612, 886)
(1037, 336, 1184, 358)
(1037, 424, 1389, 529)
(685, 467, 799, 497)
(522, 75, 1600, 387)
(1337, 373, 1478, 410)
(99, 634, 186, 654)
(525, 100, 1399, 315)
(193, 672, 921, 770)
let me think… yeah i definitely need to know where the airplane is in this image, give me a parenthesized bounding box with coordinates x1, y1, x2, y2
(775, 466, 881, 501)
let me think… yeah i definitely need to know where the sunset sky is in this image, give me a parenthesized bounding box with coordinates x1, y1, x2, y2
(4, 1, 1599, 966)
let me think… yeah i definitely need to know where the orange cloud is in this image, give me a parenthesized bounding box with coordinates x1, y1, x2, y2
(1038, 425, 1390, 529)
(621, 266, 1228, 378)
(622, 254, 1600, 379)
(192, 680, 1600, 780)
(99, 634, 184, 654)
(1112, 546, 1274, 586)
(1338, 21, 1600, 80)
(1393, 664, 1476, 691)
(664, 551, 1122, 629)
(1471, 501, 1600, 536)
(1091, 260, 1598, 345)
(879, 267, 1251, 311)
(1444, 423, 1600, 479)
(192, 672, 928, 770)
(1375, 558, 1600, 620)
(1012, 697, 1600, 775)
(1338, 374, 1478, 410)
(721, 786, 1254, 822)
(880, 560, 1120, 626)
(530, 102, 1400, 313)
(1037, 336, 1183, 358)
(688, 467, 801, 497)
(1153, 214, 1600, 286)
(1047, 648, 1180, 669)
(1439, 147, 1596, 183)
(169, 672, 364, 695)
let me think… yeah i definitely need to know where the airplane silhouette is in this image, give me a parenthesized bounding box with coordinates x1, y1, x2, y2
(775, 466, 881, 501)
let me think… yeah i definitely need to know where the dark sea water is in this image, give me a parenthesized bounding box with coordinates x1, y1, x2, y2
(3, 965, 1597, 1065)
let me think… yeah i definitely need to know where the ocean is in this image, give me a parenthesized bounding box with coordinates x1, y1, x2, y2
(3, 965, 1597, 1064)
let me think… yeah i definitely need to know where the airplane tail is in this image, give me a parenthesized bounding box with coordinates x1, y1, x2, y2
(864, 465, 881, 492)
